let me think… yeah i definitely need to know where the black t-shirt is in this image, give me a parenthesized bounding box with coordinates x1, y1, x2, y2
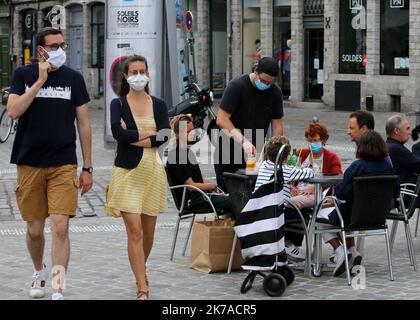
(219, 74, 283, 146)
(215, 74, 283, 166)
(167, 148, 203, 201)
(9, 64, 90, 167)
(167, 148, 203, 185)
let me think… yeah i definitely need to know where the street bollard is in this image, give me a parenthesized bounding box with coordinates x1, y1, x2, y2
(416, 108, 420, 127)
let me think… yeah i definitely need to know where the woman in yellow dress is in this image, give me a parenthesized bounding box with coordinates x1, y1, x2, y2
(106, 55, 170, 300)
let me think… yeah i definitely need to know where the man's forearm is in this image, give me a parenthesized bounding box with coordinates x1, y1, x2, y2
(78, 123, 92, 168)
(272, 119, 284, 136)
(218, 117, 247, 144)
(7, 80, 44, 119)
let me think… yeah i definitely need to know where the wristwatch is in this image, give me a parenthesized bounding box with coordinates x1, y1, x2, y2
(82, 167, 93, 174)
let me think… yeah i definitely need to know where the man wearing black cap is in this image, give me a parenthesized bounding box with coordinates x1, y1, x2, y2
(214, 57, 284, 191)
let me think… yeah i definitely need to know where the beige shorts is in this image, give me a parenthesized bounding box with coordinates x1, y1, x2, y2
(15, 165, 79, 222)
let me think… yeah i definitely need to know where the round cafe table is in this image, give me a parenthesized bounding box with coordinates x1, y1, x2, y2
(236, 168, 258, 190)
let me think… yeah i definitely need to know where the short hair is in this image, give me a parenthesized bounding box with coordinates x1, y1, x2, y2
(356, 130, 388, 161)
(36, 27, 63, 47)
(349, 110, 375, 130)
(256, 57, 280, 77)
(265, 136, 291, 163)
(305, 123, 329, 142)
(386, 114, 406, 137)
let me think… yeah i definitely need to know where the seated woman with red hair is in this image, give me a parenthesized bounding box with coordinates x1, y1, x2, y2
(290, 122, 342, 209)
(284, 122, 342, 261)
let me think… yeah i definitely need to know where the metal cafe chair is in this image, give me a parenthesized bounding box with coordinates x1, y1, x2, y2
(387, 174, 420, 271)
(222, 172, 253, 274)
(309, 175, 398, 285)
(165, 165, 224, 261)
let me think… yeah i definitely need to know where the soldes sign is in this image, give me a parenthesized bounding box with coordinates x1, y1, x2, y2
(341, 54, 367, 66)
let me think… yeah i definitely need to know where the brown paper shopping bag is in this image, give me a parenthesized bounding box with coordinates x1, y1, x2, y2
(190, 219, 242, 273)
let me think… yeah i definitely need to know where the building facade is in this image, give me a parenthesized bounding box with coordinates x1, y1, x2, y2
(4, 1, 420, 112)
(10, 0, 105, 98)
(190, 0, 419, 112)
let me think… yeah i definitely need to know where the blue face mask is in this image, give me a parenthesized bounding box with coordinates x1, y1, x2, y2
(255, 79, 271, 91)
(310, 142, 323, 154)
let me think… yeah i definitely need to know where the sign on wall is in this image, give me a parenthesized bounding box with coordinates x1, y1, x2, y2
(107, 0, 158, 39)
(105, 0, 163, 142)
(390, 0, 404, 8)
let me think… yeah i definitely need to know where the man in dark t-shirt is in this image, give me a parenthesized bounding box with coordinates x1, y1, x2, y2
(6, 27, 92, 300)
(215, 57, 284, 191)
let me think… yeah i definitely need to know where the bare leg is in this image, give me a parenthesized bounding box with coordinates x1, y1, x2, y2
(26, 220, 46, 271)
(346, 237, 356, 249)
(50, 214, 70, 293)
(122, 212, 147, 294)
(328, 238, 342, 250)
(141, 214, 157, 262)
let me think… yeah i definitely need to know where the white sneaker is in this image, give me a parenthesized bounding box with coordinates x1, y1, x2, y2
(51, 293, 64, 300)
(333, 247, 351, 277)
(286, 244, 305, 262)
(29, 263, 48, 299)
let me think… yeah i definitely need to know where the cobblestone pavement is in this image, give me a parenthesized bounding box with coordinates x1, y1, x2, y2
(1, 103, 420, 300)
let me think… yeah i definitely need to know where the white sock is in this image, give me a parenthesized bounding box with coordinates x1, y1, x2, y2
(52, 293, 63, 299)
(335, 245, 344, 255)
(348, 246, 358, 255)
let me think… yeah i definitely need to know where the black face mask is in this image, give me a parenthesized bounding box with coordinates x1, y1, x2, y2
(187, 128, 204, 145)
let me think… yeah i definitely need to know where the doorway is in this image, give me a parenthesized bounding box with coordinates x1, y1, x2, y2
(304, 28, 324, 101)
(68, 5, 83, 74)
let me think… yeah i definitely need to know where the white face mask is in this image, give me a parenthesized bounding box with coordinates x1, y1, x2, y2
(127, 74, 149, 92)
(47, 48, 66, 69)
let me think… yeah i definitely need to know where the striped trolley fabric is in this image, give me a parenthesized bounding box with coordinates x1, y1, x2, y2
(234, 171, 287, 271)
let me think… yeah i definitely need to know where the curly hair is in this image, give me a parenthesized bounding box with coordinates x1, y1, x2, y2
(304, 123, 329, 143)
(265, 136, 291, 163)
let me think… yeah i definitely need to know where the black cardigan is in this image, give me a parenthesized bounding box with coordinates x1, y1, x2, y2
(110, 95, 170, 169)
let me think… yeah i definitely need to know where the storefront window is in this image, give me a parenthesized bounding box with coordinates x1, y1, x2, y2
(273, 0, 291, 96)
(91, 4, 104, 68)
(380, 0, 409, 76)
(243, 0, 261, 73)
(91, 4, 105, 95)
(210, 0, 227, 98)
(339, 0, 366, 74)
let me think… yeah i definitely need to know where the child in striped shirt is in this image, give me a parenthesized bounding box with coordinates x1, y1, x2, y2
(254, 136, 315, 197)
(254, 136, 314, 262)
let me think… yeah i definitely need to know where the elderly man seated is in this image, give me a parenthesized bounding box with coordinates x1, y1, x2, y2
(386, 115, 420, 185)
